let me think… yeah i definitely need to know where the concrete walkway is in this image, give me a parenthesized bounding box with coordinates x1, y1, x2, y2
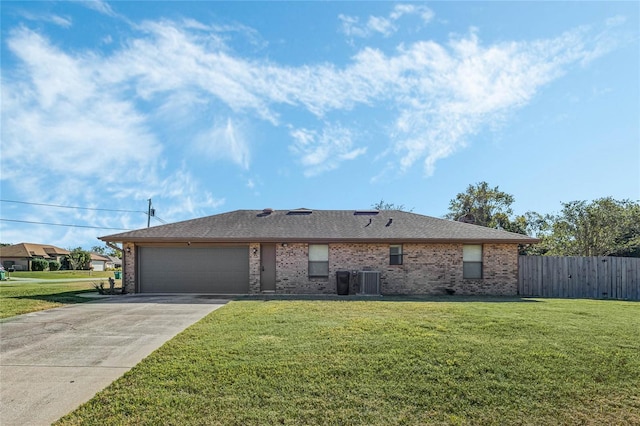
(0, 295, 227, 426)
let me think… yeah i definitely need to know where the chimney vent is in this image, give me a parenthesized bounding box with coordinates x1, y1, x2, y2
(386, 218, 393, 227)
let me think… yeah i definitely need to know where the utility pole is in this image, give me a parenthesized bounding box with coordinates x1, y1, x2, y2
(147, 198, 155, 228)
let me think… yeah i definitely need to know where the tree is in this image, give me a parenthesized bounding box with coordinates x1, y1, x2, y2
(67, 247, 91, 270)
(91, 244, 122, 258)
(542, 198, 640, 257)
(371, 200, 412, 211)
(91, 245, 107, 255)
(445, 182, 516, 228)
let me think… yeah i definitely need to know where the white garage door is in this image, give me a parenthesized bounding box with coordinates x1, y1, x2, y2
(92, 262, 105, 271)
(138, 246, 249, 293)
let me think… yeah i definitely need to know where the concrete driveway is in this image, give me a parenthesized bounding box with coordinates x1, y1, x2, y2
(0, 295, 228, 426)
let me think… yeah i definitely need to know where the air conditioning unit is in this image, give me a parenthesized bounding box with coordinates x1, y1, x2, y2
(358, 270, 380, 295)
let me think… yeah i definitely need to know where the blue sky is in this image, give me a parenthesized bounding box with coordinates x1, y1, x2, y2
(1, 1, 638, 250)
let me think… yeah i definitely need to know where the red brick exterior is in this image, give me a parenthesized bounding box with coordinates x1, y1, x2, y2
(272, 242, 518, 295)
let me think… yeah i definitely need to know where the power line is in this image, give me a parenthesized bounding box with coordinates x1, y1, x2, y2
(153, 216, 168, 224)
(0, 218, 132, 231)
(0, 199, 145, 214)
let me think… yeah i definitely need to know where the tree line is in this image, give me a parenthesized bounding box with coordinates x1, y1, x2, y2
(375, 182, 640, 257)
(63, 245, 122, 271)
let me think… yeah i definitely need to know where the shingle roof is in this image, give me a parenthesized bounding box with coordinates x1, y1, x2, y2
(89, 252, 111, 261)
(100, 209, 538, 244)
(0, 243, 70, 258)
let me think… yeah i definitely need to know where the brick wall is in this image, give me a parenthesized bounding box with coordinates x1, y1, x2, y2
(121, 241, 518, 296)
(271, 242, 518, 296)
(122, 242, 136, 294)
(249, 243, 261, 293)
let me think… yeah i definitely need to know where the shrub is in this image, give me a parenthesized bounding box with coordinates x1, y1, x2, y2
(48, 261, 61, 271)
(31, 258, 49, 271)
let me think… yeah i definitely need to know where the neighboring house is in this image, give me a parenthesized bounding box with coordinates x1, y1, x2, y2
(89, 253, 112, 271)
(99, 209, 538, 296)
(105, 255, 122, 269)
(0, 243, 70, 271)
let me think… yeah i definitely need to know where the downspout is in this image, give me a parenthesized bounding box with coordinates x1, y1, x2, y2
(104, 241, 122, 253)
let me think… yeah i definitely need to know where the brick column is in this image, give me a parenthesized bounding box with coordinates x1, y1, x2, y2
(122, 242, 136, 294)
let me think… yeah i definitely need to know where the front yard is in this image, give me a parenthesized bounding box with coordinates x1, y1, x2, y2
(0, 281, 96, 318)
(5, 270, 115, 280)
(57, 298, 639, 425)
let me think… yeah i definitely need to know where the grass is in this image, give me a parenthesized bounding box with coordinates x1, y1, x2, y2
(0, 281, 96, 319)
(6, 270, 115, 279)
(57, 298, 640, 425)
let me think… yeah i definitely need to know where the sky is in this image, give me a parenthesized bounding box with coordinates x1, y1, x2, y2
(1, 1, 638, 250)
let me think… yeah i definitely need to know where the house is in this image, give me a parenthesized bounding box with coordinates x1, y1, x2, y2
(89, 253, 112, 271)
(99, 209, 538, 296)
(105, 255, 122, 270)
(0, 243, 70, 271)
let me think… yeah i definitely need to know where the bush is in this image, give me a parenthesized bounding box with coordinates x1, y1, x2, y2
(48, 261, 61, 271)
(31, 258, 49, 271)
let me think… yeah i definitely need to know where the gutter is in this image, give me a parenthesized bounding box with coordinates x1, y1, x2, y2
(103, 241, 123, 253)
(100, 237, 540, 245)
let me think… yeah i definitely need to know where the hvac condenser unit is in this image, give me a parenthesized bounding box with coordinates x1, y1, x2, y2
(358, 270, 380, 295)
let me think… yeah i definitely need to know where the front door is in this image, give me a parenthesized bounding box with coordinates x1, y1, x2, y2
(260, 244, 276, 292)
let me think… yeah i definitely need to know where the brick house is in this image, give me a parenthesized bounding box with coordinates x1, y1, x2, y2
(99, 209, 538, 295)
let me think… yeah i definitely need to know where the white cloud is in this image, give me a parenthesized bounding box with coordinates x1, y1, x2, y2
(195, 118, 251, 170)
(15, 11, 73, 28)
(340, 3, 435, 38)
(1, 13, 622, 234)
(77, 0, 117, 17)
(289, 125, 367, 177)
(0, 26, 224, 233)
(390, 4, 435, 23)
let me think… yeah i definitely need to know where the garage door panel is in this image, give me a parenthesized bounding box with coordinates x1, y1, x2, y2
(139, 246, 249, 293)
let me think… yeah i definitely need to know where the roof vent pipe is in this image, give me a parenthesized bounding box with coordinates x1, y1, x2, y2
(262, 208, 273, 215)
(386, 218, 393, 227)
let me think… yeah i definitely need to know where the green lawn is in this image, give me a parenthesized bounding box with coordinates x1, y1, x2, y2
(0, 281, 96, 318)
(57, 298, 640, 425)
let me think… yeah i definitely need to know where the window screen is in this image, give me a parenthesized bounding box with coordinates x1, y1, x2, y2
(463, 244, 483, 279)
(309, 244, 329, 277)
(390, 244, 403, 265)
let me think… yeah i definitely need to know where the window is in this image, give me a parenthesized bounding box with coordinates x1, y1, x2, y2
(309, 244, 329, 277)
(463, 245, 483, 279)
(390, 244, 403, 265)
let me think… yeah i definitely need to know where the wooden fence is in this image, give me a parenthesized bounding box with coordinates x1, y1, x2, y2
(518, 256, 640, 300)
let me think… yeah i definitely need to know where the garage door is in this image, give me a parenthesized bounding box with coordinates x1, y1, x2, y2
(138, 246, 249, 293)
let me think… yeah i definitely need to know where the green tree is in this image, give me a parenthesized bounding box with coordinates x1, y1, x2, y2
(67, 247, 91, 270)
(445, 182, 516, 228)
(543, 198, 640, 257)
(371, 200, 413, 211)
(91, 244, 122, 258)
(91, 245, 107, 255)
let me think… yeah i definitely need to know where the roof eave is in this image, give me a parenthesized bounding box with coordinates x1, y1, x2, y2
(99, 236, 539, 244)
